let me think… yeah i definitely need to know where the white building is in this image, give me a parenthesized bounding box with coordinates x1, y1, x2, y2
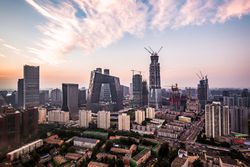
(205, 102, 230, 139)
(79, 110, 92, 128)
(146, 107, 155, 119)
(118, 113, 130, 131)
(135, 110, 145, 124)
(38, 107, 47, 124)
(73, 137, 99, 149)
(97, 111, 110, 129)
(48, 110, 69, 124)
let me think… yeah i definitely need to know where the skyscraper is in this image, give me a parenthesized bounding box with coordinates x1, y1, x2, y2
(87, 68, 123, 112)
(51, 88, 62, 106)
(17, 79, 24, 108)
(133, 74, 142, 107)
(142, 80, 149, 106)
(78, 88, 87, 107)
(118, 113, 130, 131)
(147, 48, 162, 109)
(23, 65, 40, 109)
(62, 83, 79, 120)
(197, 76, 209, 110)
(97, 111, 110, 129)
(205, 102, 230, 139)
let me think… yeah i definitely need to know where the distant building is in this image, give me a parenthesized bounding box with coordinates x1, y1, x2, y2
(133, 74, 142, 107)
(23, 65, 40, 108)
(38, 107, 47, 124)
(97, 111, 110, 129)
(48, 110, 69, 124)
(197, 76, 209, 110)
(87, 68, 123, 112)
(205, 102, 230, 139)
(148, 49, 162, 109)
(73, 137, 100, 149)
(62, 83, 79, 120)
(118, 113, 130, 131)
(121, 85, 130, 98)
(79, 110, 92, 128)
(135, 110, 145, 124)
(132, 124, 156, 135)
(146, 107, 155, 119)
(186, 98, 200, 114)
(142, 80, 148, 106)
(78, 88, 87, 107)
(39, 90, 49, 105)
(17, 78, 24, 108)
(51, 88, 62, 106)
(230, 106, 249, 134)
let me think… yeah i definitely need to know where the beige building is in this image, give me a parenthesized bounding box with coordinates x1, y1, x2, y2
(146, 107, 155, 119)
(135, 110, 145, 124)
(186, 98, 200, 114)
(79, 110, 92, 128)
(118, 113, 130, 131)
(205, 102, 230, 139)
(97, 111, 110, 129)
(48, 110, 69, 124)
(38, 107, 47, 124)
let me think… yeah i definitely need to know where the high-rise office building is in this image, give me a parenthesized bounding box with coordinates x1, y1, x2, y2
(142, 81, 148, 106)
(230, 106, 249, 134)
(118, 113, 130, 131)
(97, 111, 110, 129)
(17, 79, 24, 108)
(78, 88, 87, 107)
(39, 90, 49, 105)
(87, 68, 123, 112)
(197, 76, 209, 110)
(99, 83, 112, 102)
(79, 110, 92, 128)
(51, 88, 62, 106)
(23, 65, 40, 108)
(62, 83, 79, 120)
(205, 102, 230, 139)
(135, 110, 145, 124)
(146, 107, 155, 119)
(148, 50, 162, 109)
(133, 74, 142, 107)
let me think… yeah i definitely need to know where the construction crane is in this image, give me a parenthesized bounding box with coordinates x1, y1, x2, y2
(144, 46, 163, 56)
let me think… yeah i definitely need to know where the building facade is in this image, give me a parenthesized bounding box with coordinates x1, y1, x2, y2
(197, 76, 209, 110)
(48, 110, 69, 123)
(118, 113, 130, 131)
(205, 102, 230, 139)
(230, 106, 249, 134)
(62, 83, 79, 120)
(135, 110, 145, 124)
(17, 79, 24, 108)
(133, 74, 142, 107)
(146, 107, 155, 119)
(23, 65, 40, 108)
(97, 111, 110, 129)
(79, 110, 92, 128)
(38, 107, 47, 124)
(51, 88, 62, 106)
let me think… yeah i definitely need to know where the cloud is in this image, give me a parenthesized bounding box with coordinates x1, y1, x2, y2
(2, 44, 20, 53)
(25, 0, 250, 64)
(215, 0, 250, 23)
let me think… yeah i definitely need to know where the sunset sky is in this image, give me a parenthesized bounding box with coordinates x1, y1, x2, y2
(0, 0, 250, 90)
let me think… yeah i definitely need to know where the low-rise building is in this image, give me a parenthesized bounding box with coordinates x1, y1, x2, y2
(44, 135, 64, 146)
(132, 124, 156, 135)
(132, 149, 151, 166)
(73, 137, 100, 149)
(88, 161, 109, 167)
(96, 153, 117, 160)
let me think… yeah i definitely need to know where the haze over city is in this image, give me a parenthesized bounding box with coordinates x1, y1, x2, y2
(0, 0, 250, 89)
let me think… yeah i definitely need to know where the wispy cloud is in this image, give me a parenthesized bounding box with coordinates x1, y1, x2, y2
(25, 0, 250, 64)
(2, 44, 20, 53)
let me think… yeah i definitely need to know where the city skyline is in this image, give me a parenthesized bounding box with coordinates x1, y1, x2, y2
(0, 0, 250, 89)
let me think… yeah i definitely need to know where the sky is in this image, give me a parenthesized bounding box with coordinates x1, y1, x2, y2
(0, 0, 250, 90)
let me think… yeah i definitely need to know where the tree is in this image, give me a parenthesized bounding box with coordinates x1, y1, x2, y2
(105, 140, 113, 152)
(193, 159, 203, 167)
(158, 142, 169, 158)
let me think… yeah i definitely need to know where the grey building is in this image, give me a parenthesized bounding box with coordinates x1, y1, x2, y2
(62, 84, 79, 120)
(148, 50, 162, 109)
(197, 76, 209, 110)
(39, 90, 49, 105)
(78, 88, 87, 107)
(23, 65, 40, 109)
(51, 88, 62, 106)
(133, 74, 142, 107)
(230, 106, 249, 134)
(142, 80, 148, 106)
(87, 68, 123, 112)
(17, 79, 24, 108)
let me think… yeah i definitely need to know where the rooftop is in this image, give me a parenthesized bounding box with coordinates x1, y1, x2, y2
(73, 137, 99, 144)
